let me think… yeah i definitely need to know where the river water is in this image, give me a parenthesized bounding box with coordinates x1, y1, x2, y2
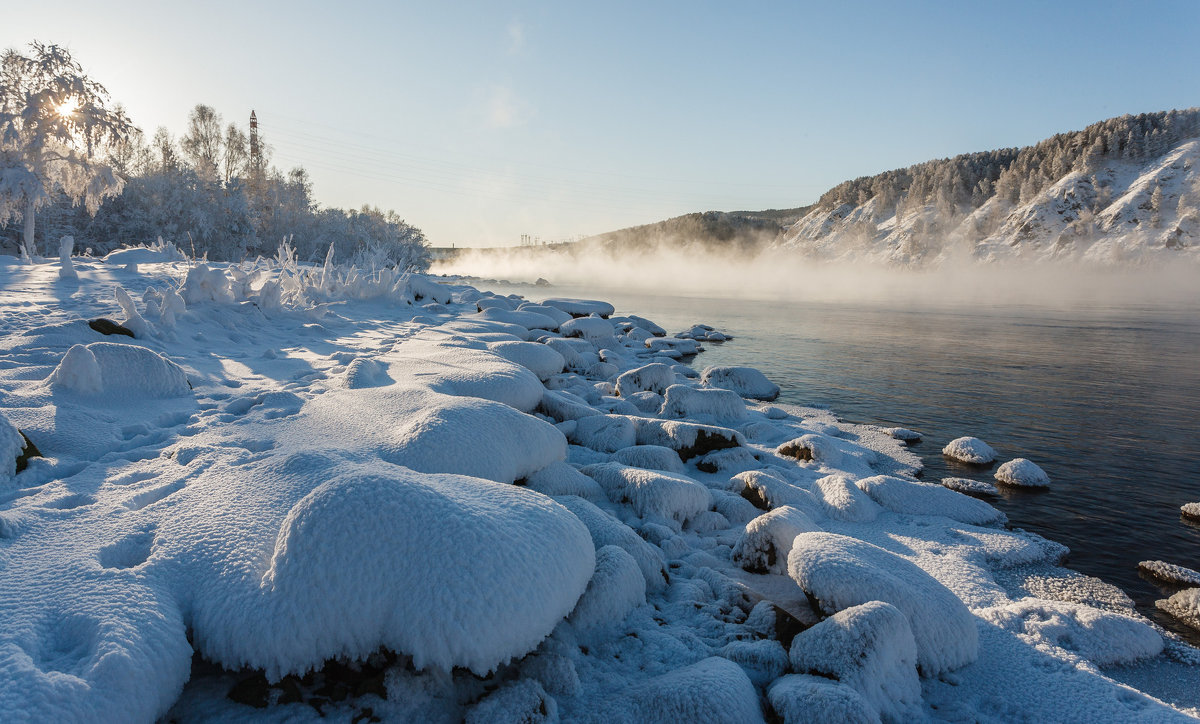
(485, 281, 1200, 642)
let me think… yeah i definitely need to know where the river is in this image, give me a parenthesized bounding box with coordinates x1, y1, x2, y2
(476, 280, 1200, 643)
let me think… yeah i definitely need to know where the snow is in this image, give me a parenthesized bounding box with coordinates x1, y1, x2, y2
(884, 427, 921, 443)
(1183, 502, 1200, 521)
(788, 601, 922, 722)
(540, 297, 615, 318)
(942, 436, 998, 464)
(941, 476, 999, 496)
(629, 656, 763, 723)
(1158, 588, 1200, 631)
(854, 474, 1006, 525)
(767, 675, 876, 724)
(0, 258, 1193, 722)
(700, 365, 780, 401)
(560, 315, 615, 342)
(787, 532, 978, 675)
(994, 457, 1051, 488)
(1138, 560, 1200, 587)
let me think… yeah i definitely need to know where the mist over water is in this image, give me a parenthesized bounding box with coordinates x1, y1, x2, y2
(433, 244, 1200, 309)
(445, 245, 1200, 644)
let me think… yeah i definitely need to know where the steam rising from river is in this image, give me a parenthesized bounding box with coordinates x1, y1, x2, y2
(432, 244, 1200, 308)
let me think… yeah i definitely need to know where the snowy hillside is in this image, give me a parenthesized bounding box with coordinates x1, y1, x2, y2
(779, 109, 1200, 265)
(1, 248, 1198, 722)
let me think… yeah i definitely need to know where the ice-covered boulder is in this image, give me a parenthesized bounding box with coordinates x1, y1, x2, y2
(694, 447, 760, 475)
(731, 469, 817, 511)
(615, 363, 677, 397)
(788, 601, 922, 723)
(980, 598, 1162, 666)
(525, 461, 606, 500)
(884, 427, 922, 443)
(732, 506, 822, 574)
(630, 657, 763, 724)
(700, 366, 780, 401)
(476, 306, 559, 331)
(555, 496, 668, 591)
(854, 475, 1005, 525)
(1182, 502, 1200, 522)
(645, 337, 700, 356)
(466, 679, 557, 724)
(940, 477, 998, 496)
(813, 475, 882, 522)
(569, 545, 646, 630)
(560, 315, 615, 342)
(568, 414, 637, 453)
(540, 297, 615, 318)
(487, 340, 566, 381)
(387, 340, 545, 412)
(776, 434, 842, 465)
(1158, 588, 1200, 631)
(787, 532, 978, 675)
(630, 418, 745, 461)
(659, 384, 748, 424)
(942, 436, 997, 464)
(717, 639, 788, 687)
(610, 445, 686, 474)
(581, 462, 713, 523)
(516, 302, 573, 327)
(994, 458, 1050, 488)
(1138, 560, 1200, 587)
(767, 675, 876, 724)
(47, 343, 191, 398)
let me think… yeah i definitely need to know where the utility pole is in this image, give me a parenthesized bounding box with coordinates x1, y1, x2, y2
(249, 110, 261, 171)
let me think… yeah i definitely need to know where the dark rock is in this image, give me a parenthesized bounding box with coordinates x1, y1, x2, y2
(227, 672, 270, 708)
(88, 318, 135, 337)
(739, 484, 770, 511)
(15, 431, 40, 473)
(776, 439, 813, 461)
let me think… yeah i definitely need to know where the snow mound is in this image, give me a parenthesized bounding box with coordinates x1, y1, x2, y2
(103, 241, 186, 265)
(787, 532, 978, 675)
(645, 337, 700, 356)
(610, 444, 686, 474)
(216, 465, 595, 677)
(732, 469, 817, 511)
(555, 496, 668, 591)
(767, 675, 876, 724)
(387, 340, 545, 412)
(406, 274, 452, 305)
(732, 506, 822, 574)
(615, 363, 677, 397)
(942, 436, 997, 464)
(1157, 588, 1200, 631)
(695, 447, 760, 475)
(994, 458, 1051, 488)
(580, 462, 713, 523)
(540, 297, 614, 318)
(487, 340, 565, 381)
(569, 545, 646, 630)
(777, 434, 842, 465)
(339, 358, 392, 389)
(517, 302, 573, 326)
(1139, 560, 1200, 587)
(560, 315, 615, 342)
(979, 598, 1163, 666)
(476, 306, 559, 331)
(717, 639, 788, 687)
(659, 384, 748, 423)
(525, 462, 606, 500)
(814, 475, 882, 522)
(568, 414, 636, 453)
(0, 412, 25, 482)
(941, 477, 998, 496)
(180, 263, 234, 304)
(789, 601, 922, 723)
(542, 337, 599, 372)
(630, 657, 763, 724)
(854, 475, 1005, 525)
(47, 343, 191, 398)
(700, 366, 780, 401)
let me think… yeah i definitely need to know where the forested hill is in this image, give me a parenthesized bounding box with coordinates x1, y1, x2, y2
(779, 108, 1200, 264)
(577, 207, 812, 253)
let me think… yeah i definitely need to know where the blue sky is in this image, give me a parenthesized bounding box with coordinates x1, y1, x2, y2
(5, 1, 1199, 246)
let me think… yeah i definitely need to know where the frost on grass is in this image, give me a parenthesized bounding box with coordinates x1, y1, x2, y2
(994, 457, 1051, 488)
(942, 436, 997, 464)
(788, 532, 978, 675)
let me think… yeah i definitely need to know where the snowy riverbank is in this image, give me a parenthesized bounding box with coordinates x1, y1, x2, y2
(0, 251, 1197, 722)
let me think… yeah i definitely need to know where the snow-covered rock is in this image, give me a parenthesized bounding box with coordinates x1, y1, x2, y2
(854, 475, 1005, 525)
(1138, 560, 1200, 587)
(787, 532, 978, 675)
(767, 675, 876, 724)
(560, 315, 615, 342)
(659, 384, 748, 424)
(731, 505, 822, 574)
(630, 657, 763, 724)
(813, 475, 881, 522)
(581, 462, 713, 523)
(777, 434, 842, 465)
(615, 362, 677, 397)
(1182, 502, 1200, 522)
(568, 414, 637, 453)
(942, 436, 997, 464)
(569, 545, 646, 630)
(540, 297, 615, 318)
(610, 444, 686, 474)
(884, 427, 921, 443)
(940, 477, 998, 496)
(700, 366, 780, 401)
(994, 458, 1051, 488)
(47, 342, 190, 398)
(487, 340, 566, 381)
(789, 601, 922, 723)
(1157, 588, 1200, 631)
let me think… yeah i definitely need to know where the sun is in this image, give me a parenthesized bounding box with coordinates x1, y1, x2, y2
(56, 96, 79, 118)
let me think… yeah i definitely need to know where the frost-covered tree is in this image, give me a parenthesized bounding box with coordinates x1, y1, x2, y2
(0, 42, 134, 259)
(180, 104, 223, 181)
